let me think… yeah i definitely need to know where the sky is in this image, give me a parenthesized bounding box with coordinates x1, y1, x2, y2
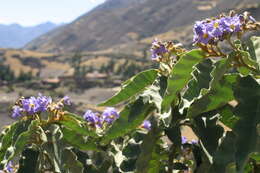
(0, 0, 105, 26)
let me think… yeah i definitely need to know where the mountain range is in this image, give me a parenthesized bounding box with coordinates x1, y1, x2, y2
(1, 0, 260, 80)
(0, 22, 60, 48)
(25, 0, 260, 53)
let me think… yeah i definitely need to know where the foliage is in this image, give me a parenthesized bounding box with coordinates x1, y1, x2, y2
(0, 59, 34, 83)
(1, 11, 260, 173)
(0, 61, 15, 82)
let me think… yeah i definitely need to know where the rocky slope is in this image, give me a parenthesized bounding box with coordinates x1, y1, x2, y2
(25, 0, 259, 53)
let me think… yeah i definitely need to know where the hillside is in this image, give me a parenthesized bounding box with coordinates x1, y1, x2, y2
(0, 22, 59, 48)
(25, 0, 259, 53)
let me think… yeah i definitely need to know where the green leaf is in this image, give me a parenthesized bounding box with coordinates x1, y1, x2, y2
(249, 152, 260, 162)
(61, 149, 84, 173)
(1, 120, 39, 167)
(99, 69, 158, 106)
(101, 97, 154, 145)
(120, 158, 137, 172)
(136, 125, 162, 173)
(122, 143, 141, 158)
(238, 50, 260, 73)
(165, 126, 181, 147)
(161, 49, 206, 112)
(183, 59, 214, 102)
(0, 119, 32, 164)
(60, 113, 97, 137)
(219, 105, 239, 129)
(193, 112, 225, 163)
(248, 36, 260, 69)
(43, 124, 64, 173)
(0, 122, 20, 163)
(187, 74, 238, 118)
(13, 120, 39, 155)
(17, 148, 39, 173)
(209, 132, 236, 173)
(61, 127, 98, 151)
(232, 76, 260, 173)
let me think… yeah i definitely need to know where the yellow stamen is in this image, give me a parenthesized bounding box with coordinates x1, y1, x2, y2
(214, 22, 219, 28)
(203, 33, 208, 38)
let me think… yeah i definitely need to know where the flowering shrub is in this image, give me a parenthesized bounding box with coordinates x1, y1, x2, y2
(0, 11, 260, 173)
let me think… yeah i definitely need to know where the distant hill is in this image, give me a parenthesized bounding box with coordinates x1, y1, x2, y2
(0, 22, 60, 48)
(25, 0, 259, 53)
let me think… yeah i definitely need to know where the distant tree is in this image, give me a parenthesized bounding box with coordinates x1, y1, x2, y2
(16, 71, 33, 82)
(70, 52, 88, 87)
(0, 62, 15, 82)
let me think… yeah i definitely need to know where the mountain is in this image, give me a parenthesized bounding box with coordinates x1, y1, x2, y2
(0, 22, 60, 48)
(25, 0, 260, 53)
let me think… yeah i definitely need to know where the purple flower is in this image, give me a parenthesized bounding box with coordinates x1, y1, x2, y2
(181, 136, 188, 144)
(193, 21, 215, 44)
(6, 161, 13, 173)
(191, 139, 198, 145)
(224, 15, 242, 33)
(83, 110, 102, 127)
(21, 96, 38, 115)
(62, 96, 71, 105)
(193, 14, 243, 44)
(35, 93, 52, 112)
(150, 39, 168, 60)
(11, 94, 52, 117)
(12, 106, 23, 118)
(141, 120, 151, 130)
(21, 94, 51, 115)
(102, 107, 119, 124)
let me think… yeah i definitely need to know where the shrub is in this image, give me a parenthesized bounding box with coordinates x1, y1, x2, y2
(0, 11, 260, 173)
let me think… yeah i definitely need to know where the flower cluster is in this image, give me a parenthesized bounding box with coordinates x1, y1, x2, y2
(150, 38, 168, 60)
(181, 136, 198, 145)
(83, 108, 152, 131)
(83, 107, 120, 128)
(150, 39, 185, 61)
(12, 94, 71, 118)
(193, 11, 258, 45)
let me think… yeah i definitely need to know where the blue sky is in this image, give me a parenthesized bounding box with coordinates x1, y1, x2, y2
(0, 0, 105, 26)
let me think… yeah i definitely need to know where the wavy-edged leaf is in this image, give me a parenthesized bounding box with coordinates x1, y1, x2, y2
(60, 113, 97, 137)
(233, 76, 260, 173)
(161, 49, 206, 112)
(61, 149, 84, 173)
(238, 50, 260, 74)
(247, 36, 260, 69)
(101, 97, 155, 145)
(99, 69, 158, 106)
(136, 125, 162, 173)
(209, 132, 236, 173)
(61, 127, 98, 151)
(193, 112, 225, 163)
(1, 120, 39, 167)
(0, 119, 32, 164)
(183, 59, 214, 102)
(187, 74, 238, 118)
(0, 122, 20, 163)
